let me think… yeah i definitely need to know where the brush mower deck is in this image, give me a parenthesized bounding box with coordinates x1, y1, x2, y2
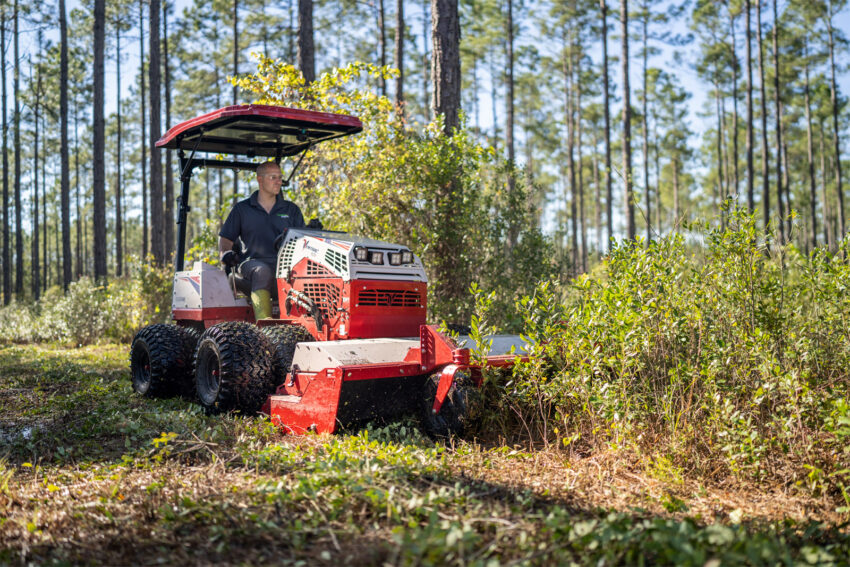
(129, 104, 528, 437)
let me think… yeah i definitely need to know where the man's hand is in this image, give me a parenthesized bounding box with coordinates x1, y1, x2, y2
(307, 218, 324, 230)
(221, 250, 242, 274)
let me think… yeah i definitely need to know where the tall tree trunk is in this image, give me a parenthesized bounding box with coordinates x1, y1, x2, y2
(653, 114, 661, 231)
(564, 36, 577, 271)
(140, 0, 148, 260)
(115, 24, 123, 277)
(13, 0, 22, 294)
(641, 2, 650, 243)
(60, 0, 71, 289)
(601, 0, 613, 248)
(804, 42, 817, 249)
(150, 0, 164, 265)
(431, 0, 460, 134)
(506, 0, 517, 249)
(673, 155, 680, 226)
(164, 0, 174, 263)
(771, 0, 784, 244)
(430, 0, 465, 319)
(288, 0, 294, 62)
(728, 7, 739, 200)
(378, 0, 386, 96)
(298, 0, 315, 83)
(819, 120, 833, 249)
(593, 130, 602, 252)
(577, 65, 587, 273)
(93, 0, 107, 279)
(32, 61, 40, 300)
(745, 0, 754, 212)
(826, 0, 845, 239)
(231, 0, 238, 202)
(714, 74, 726, 224)
(422, 0, 429, 121)
(757, 0, 769, 232)
(74, 100, 82, 276)
(621, 0, 635, 240)
(394, 0, 404, 109)
(42, 110, 47, 290)
(1, 4, 9, 304)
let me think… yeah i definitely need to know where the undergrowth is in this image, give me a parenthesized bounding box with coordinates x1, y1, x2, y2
(0, 261, 171, 345)
(477, 211, 850, 511)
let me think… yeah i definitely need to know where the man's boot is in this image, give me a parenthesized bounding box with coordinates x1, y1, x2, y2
(251, 289, 273, 320)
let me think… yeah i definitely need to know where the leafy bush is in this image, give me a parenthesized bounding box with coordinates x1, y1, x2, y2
(482, 210, 850, 500)
(234, 57, 560, 328)
(0, 263, 172, 345)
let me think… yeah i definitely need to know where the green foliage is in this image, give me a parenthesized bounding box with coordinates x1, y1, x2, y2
(233, 56, 559, 327)
(0, 263, 172, 345)
(486, 210, 850, 498)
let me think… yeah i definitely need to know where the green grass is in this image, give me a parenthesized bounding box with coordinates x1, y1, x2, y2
(1, 343, 849, 566)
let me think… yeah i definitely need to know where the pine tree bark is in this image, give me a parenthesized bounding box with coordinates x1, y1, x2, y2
(60, 0, 71, 288)
(819, 120, 833, 249)
(13, 0, 22, 294)
(771, 0, 784, 244)
(140, 0, 148, 260)
(394, 0, 404, 108)
(378, 0, 387, 96)
(430, 0, 465, 319)
(564, 36, 577, 271)
(93, 0, 107, 279)
(231, 0, 238, 202)
(729, 5, 740, 199)
(577, 63, 587, 272)
(298, 0, 315, 83)
(1, 4, 9, 304)
(803, 41, 817, 249)
(714, 74, 726, 224)
(826, 0, 845, 239)
(431, 0, 460, 134)
(601, 0, 613, 248)
(32, 61, 40, 299)
(149, 0, 164, 265)
(422, 0, 429, 121)
(115, 23, 123, 277)
(164, 0, 174, 262)
(745, 0, 754, 212)
(757, 0, 769, 232)
(641, 3, 650, 243)
(621, 0, 635, 240)
(74, 101, 82, 276)
(506, 0, 517, 249)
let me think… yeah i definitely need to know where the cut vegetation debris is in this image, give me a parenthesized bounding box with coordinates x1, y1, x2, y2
(1, 343, 849, 566)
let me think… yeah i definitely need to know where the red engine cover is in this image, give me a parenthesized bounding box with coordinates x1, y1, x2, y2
(277, 257, 426, 340)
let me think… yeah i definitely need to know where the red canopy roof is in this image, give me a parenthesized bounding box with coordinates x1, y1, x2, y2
(156, 104, 363, 158)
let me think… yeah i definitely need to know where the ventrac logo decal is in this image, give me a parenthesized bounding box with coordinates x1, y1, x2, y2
(301, 240, 322, 258)
(181, 275, 201, 294)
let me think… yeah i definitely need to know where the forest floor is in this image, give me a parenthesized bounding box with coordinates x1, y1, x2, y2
(1, 343, 848, 566)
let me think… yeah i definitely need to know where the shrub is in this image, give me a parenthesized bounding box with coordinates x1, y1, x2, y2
(0, 263, 172, 346)
(481, 210, 850, 498)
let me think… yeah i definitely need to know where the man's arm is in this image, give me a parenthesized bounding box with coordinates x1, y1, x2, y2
(219, 236, 235, 260)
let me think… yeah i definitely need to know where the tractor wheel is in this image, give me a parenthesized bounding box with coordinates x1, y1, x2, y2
(421, 371, 477, 439)
(129, 324, 195, 398)
(194, 321, 274, 414)
(261, 325, 314, 388)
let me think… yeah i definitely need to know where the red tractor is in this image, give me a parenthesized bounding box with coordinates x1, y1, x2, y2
(129, 105, 526, 436)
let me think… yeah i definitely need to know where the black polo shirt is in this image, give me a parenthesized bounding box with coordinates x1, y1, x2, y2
(219, 191, 305, 264)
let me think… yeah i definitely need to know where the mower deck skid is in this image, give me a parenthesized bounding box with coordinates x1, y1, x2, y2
(263, 325, 529, 434)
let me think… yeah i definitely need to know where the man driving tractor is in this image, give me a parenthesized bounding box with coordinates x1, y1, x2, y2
(218, 161, 305, 320)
